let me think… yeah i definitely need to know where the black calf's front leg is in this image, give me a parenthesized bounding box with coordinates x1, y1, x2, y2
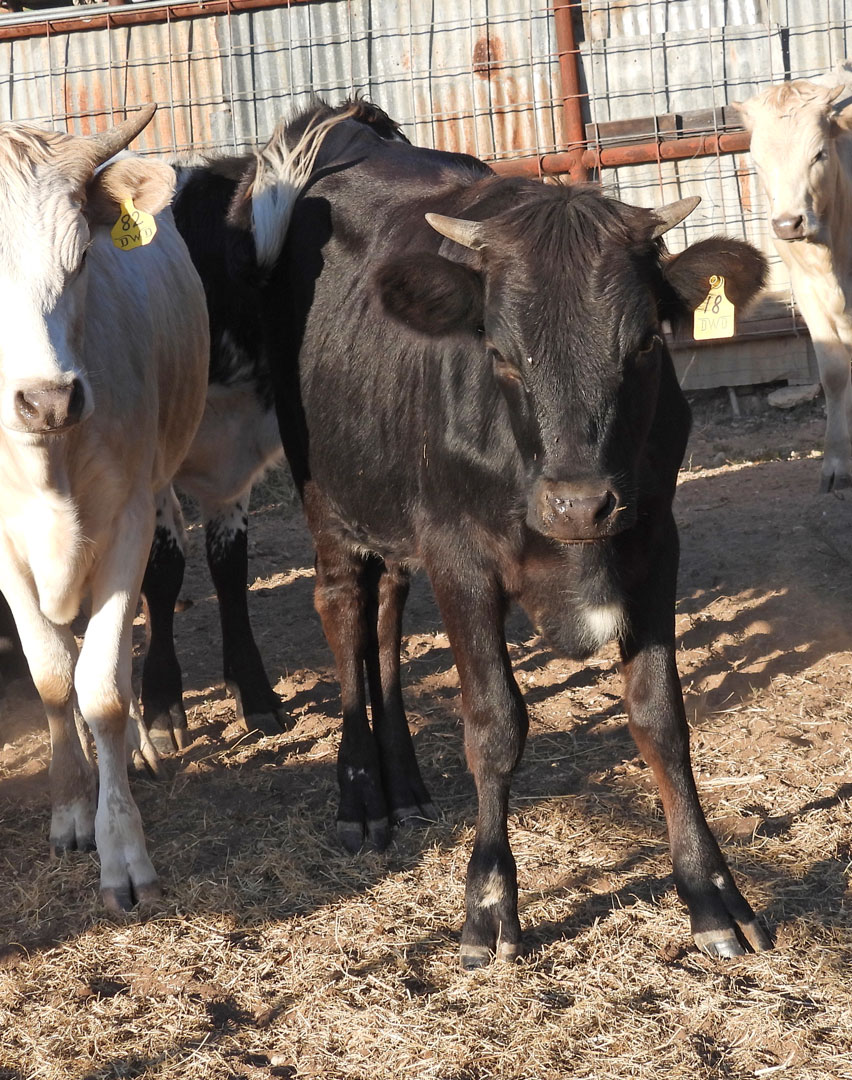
(202, 492, 288, 735)
(430, 567, 528, 969)
(621, 525, 770, 956)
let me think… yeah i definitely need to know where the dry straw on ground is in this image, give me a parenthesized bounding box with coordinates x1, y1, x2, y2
(1, 395, 852, 1080)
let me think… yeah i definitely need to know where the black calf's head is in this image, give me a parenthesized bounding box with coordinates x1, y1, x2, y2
(376, 183, 767, 543)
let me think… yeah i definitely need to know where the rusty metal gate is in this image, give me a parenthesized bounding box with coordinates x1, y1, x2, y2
(0, 1, 850, 388)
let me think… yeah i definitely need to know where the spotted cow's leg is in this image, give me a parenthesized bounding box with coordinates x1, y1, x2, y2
(363, 556, 437, 826)
(200, 486, 287, 735)
(425, 554, 528, 969)
(620, 512, 771, 956)
(141, 487, 189, 754)
(77, 497, 160, 911)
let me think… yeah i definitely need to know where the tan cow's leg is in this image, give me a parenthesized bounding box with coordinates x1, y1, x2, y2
(75, 504, 160, 910)
(812, 335, 852, 491)
(0, 567, 97, 853)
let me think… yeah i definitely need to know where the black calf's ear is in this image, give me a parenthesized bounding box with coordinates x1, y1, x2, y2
(374, 252, 484, 336)
(661, 237, 768, 323)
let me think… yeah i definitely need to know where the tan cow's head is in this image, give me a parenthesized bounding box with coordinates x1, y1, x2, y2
(734, 80, 852, 244)
(0, 106, 175, 437)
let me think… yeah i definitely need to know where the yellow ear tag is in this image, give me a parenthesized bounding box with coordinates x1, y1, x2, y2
(111, 197, 157, 252)
(693, 274, 735, 340)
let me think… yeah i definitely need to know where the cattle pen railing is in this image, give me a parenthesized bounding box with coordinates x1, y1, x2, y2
(0, 0, 849, 391)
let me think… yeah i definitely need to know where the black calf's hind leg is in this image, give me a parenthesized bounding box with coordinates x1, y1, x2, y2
(621, 521, 771, 956)
(141, 489, 189, 754)
(202, 489, 288, 735)
(364, 557, 437, 827)
(311, 536, 390, 852)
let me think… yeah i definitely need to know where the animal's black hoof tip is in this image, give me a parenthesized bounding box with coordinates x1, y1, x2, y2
(459, 944, 493, 971)
(740, 919, 773, 953)
(366, 817, 391, 851)
(102, 887, 136, 913)
(149, 729, 178, 756)
(336, 820, 365, 853)
(242, 711, 285, 737)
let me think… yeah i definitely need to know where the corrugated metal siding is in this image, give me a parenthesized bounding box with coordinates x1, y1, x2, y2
(0, 1, 851, 387)
(0, 0, 559, 160)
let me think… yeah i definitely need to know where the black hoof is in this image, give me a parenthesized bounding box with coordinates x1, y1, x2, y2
(241, 710, 287, 737)
(740, 918, 773, 953)
(101, 879, 162, 912)
(820, 472, 852, 493)
(148, 724, 180, 756)
(51, 835, 96, 857)
(366, 816, 390, 850)
(459, 944, 493, 971)
(337, 819, 365, 853)
(336, 816, 390, 852)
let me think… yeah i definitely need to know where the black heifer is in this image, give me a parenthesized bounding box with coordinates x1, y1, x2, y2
(136, 99, 409, 755)
(235, 106, 771, 965)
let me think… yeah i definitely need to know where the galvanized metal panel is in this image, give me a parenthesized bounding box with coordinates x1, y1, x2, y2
(0, 0, 849, 393)
(0, 0, 559, 161)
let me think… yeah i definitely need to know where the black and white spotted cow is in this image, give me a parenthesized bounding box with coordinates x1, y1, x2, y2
(138, 98, 409, 753)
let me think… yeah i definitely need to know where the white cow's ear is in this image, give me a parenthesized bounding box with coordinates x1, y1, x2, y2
(84, 157, 176, 225)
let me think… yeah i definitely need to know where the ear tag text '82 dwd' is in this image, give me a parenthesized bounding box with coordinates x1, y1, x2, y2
(693, 274, 735, 340)
(111, 197, 157, 252)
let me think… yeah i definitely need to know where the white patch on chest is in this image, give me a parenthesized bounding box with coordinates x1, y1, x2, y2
(579, 603, 625, 650)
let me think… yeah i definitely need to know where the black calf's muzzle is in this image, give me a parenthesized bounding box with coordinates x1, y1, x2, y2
(531, 479, 632, 542)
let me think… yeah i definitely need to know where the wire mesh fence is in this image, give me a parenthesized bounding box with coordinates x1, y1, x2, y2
(0, 1, 850, 386)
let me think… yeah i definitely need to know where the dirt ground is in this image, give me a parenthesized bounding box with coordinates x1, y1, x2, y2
(1, 388, 852, 1080)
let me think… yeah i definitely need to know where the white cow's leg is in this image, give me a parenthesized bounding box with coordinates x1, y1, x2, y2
(0, 572, 96, 852)
(813, 337, 852, 491)
(75, 505, 160, 910)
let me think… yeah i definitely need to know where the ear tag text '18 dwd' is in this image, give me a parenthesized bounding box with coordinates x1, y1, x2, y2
(111, 197, 157, 252)
(693, 274, 735, 340)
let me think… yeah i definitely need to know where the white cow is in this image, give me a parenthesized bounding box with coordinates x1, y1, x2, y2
(736, 73, 852, 491)
(0, 106, 209, 909)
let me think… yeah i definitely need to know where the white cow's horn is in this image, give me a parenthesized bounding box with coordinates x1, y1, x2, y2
(650, 195, 701, 238)
(426, 213, 485, 250)
(85, 104, 158, 168)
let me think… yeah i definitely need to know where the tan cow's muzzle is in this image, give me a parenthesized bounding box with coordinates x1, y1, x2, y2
(5, 377, 87, 434)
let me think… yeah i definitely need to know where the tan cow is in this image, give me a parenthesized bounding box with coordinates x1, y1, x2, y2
(0, 106, 209, 909)
(735, 73, 852, 491)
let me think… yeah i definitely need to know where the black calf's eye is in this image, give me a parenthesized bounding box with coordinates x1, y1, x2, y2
(491, 349, 524, 384)
(637, 332, 662, 356)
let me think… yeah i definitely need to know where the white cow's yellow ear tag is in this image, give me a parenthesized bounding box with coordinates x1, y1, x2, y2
(693, 274, 735, 340)
(111, 197, 157, 252)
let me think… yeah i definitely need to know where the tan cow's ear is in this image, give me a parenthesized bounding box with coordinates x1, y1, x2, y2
(730, 98, 755, 132)
(85, 156, 176, 225)
(830, 99, 852, 135)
